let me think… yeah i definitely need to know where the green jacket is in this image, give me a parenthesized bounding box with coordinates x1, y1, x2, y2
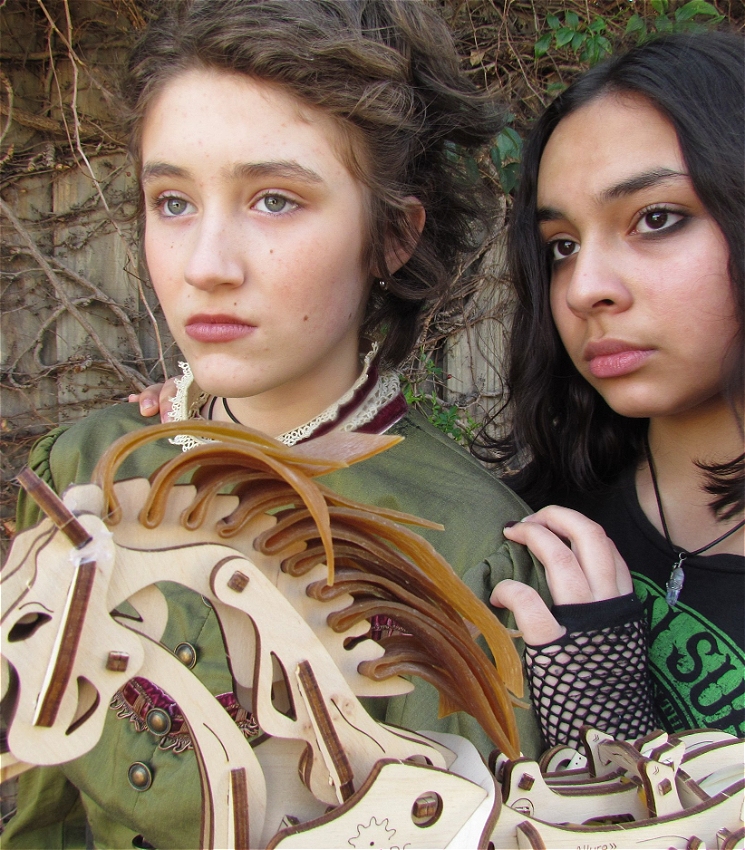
(4, 404, 549, 849)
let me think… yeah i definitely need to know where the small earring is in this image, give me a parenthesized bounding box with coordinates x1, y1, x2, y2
(378, 279, 387, 289)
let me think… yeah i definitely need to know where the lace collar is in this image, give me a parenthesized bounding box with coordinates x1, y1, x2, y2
(167, 344, 407, 452)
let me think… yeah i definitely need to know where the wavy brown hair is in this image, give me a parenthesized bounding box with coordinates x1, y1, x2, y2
(122, 0, 505, 367)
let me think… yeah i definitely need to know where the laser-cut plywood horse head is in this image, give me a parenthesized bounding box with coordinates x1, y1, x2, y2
(1, 423, 522, 848)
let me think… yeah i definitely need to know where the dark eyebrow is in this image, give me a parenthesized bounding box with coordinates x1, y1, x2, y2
(599, 168, 688, 202)
(537, 168, 689, 223)
(537, 206, 563, 223)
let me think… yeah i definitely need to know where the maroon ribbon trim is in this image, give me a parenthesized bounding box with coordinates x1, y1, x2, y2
(119, 677, 252, 737)
(295, 360, 407, 444)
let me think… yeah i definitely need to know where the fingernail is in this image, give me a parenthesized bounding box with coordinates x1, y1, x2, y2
(141, 399, 157, 410)
(504, 520, 518, 529)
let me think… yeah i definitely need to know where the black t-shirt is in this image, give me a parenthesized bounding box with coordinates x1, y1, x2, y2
(562, 468, 745, 737)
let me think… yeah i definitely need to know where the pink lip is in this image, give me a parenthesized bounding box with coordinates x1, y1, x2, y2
(584, 339, 654, 379)
(185, 314, 255, 343)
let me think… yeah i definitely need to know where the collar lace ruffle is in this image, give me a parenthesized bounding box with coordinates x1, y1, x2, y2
(167, 344, 407, 451)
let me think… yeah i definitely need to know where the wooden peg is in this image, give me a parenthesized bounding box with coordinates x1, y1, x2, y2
(34, 562, 97, 727)
(296, 660, 354, 802)
(106, 652, 129, 672)
(228, 571, 250, 593)
(17, 468, 92, 549)
(231, 767, 250, 850)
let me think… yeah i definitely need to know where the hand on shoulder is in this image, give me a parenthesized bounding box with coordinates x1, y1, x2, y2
(492, 505, 633, 645)
(128, 377, 178, 422)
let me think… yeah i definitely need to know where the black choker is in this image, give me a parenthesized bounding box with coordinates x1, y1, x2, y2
(644, 435, 744, 606)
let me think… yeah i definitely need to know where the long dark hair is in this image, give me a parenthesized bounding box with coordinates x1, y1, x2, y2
(476, 32, 744, 517)
(123, 0, 505, 367)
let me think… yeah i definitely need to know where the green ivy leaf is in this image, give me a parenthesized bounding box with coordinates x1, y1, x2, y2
(547, 14, 561, 30)
(497, 126, 522, 160)
(499, 162, 520, 195)
(625, 14, 646, 36)
(651, 0, 668, 13)
(534, 32, 552, 58)
(444, 141, 462, 164)
(555, 27, 575, 47)
(654, 14, 673, 31)
(681, 19, 721, 32)
(595, 35, 612, 58)
(675, 0, 722, 20)
(564, 10, 580, 28)
(588, 17, 607, 34)
(582, 39, 599, 65)
(546, 81, 567, 96)
(571, 31, 587, 51)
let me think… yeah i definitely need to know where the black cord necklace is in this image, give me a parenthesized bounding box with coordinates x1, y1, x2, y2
(207, 396, 242, 424)
(644, 435, 745, 606)
(221, 398, 242, 424)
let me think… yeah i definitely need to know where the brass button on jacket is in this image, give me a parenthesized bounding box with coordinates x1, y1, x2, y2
(127, 762, 153, 792)
(174, 642, 197, 668)
(145, 707, 172, 736)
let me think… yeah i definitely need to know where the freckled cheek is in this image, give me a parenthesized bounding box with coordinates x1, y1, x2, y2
(144, 232, 172, 284)
(145, 254, 172, 298)
(268, 239, 367, 325)
(286, 296, 358, 340)
(147, 230, 196, 298)
(144, 255, 183, 324)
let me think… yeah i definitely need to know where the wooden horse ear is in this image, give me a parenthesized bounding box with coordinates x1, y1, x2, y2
(16, 469, 92, 549)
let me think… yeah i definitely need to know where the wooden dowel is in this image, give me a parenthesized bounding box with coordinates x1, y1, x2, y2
(16, 468, 92, 548)
(231, 768, 250, 850)
(297, 660, 355, 801)
(34, 561, 96, 727)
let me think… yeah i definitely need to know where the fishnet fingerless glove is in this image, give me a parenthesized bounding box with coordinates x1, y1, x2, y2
(525, 594, 659, 750)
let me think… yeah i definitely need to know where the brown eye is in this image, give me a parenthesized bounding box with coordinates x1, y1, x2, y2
(637, 209, 684, 234)
(550, 239, 579, 261)
(644, 211, 669, 229)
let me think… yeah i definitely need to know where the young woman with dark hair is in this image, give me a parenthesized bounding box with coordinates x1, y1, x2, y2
(476, 32, 744, 748)
(4, 3, 553, 846)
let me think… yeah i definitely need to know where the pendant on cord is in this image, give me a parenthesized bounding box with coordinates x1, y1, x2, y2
(665, 552, 687, 606)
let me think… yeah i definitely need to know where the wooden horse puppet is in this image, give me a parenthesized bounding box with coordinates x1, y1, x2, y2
(3, 423, 744, 849)
(1, 422, 523, 848)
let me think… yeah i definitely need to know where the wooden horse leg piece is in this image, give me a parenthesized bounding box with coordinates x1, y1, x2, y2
(295, 660, 354, 804)
(132, 634, 267, 850)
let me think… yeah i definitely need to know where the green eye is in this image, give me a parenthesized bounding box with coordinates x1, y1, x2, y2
(261, 194, 288, 213)
(164, 198, 188, 216)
